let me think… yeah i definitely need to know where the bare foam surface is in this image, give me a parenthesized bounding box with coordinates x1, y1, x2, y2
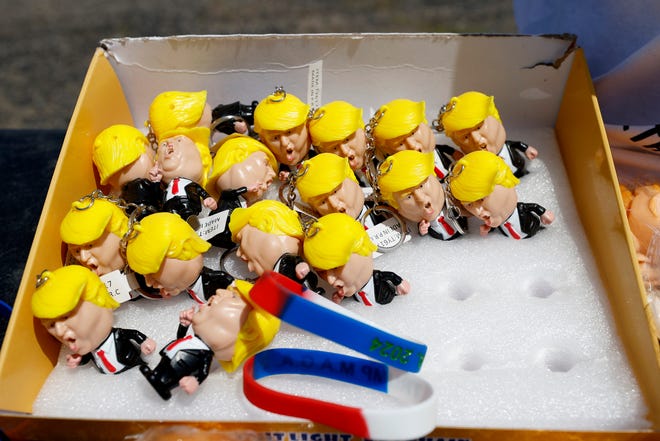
(33, 128, 650, 430)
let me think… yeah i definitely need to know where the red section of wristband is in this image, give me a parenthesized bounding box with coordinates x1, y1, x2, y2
(243, 356, 370, 438)
(250, 271, 305, 315)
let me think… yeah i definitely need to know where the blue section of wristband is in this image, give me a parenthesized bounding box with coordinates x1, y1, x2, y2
(280, 290, 426, 372)
(251, 348, 390, 393)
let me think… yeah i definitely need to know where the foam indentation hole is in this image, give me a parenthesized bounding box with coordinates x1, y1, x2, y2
(535, 348, 578, 372)
(452, 352, 486, 371)
(447, 282, 476, 301)
(526, 277, 557, 299)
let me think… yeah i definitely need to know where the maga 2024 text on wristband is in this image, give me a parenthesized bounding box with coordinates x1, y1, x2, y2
(243, 348, 437, 440)
(249, 271, 427, 373)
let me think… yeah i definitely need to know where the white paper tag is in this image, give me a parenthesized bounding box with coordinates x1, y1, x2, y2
(195, 210, 229, 241)
(100, 270, 135, 304)
(369, 217, 412, 258)
(307, 60, 323, 109)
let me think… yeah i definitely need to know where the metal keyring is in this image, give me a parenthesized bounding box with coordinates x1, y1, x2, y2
(270, 86, 287, 103)
(75, 189, 106, 210)
(219, 246, 257, 282)
(35, 270, 50, 288)
(75, 190, 138, 217)
(310, 108, 324, 120)
(360, 204, 408, 253)
(210, 114, 246, 134)
(433, 101, 456, 133)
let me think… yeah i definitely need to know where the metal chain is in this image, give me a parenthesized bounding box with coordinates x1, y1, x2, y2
(278, 163, 310, 209)
(75, 189, 142, 217)
(441, 162, 466, 235)
(118, 204, 148, 267)
(145, 120, 159, 152)
(276, 164, 320, 236)
(75, 190, 150, 269)
(363, 108, 386, 204)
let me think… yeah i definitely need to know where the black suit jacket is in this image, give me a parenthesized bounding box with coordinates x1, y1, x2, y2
(503, 140, 531, 178)
(496, 202, 547, 239)
(162, 178, 212, 220)
(82, 327, 149, 374)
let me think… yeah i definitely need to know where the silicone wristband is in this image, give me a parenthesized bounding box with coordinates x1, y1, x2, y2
(250, 271, 427, 372)
(243, 348, 437, 440)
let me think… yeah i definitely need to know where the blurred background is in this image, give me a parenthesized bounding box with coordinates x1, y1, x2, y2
(0, 0, 516, 346)
(1, 0, 516, 129)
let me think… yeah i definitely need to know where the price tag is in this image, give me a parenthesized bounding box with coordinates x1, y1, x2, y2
(368, 217, 411, 256)
(195, 210, 229, 241)
(307, 60, 323, 109)
(100, 270, 135, 303)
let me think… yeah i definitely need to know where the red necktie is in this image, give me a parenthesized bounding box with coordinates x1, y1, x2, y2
(187, 289, 204, 304)
(172, 178, 179, 194)
(96, 349, 117, 373)
(357, 291, 373, 306)
(504, 222, 521, 240)
(434, 166, 445, 179)
(167, 334, 193, 351)
(437, 215, 455, 236)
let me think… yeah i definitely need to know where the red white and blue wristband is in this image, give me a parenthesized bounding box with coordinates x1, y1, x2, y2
(249, 271, 427, 373)
(243, 348, 437, 440)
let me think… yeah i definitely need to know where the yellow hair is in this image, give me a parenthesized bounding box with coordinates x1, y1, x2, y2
(303, 213, 377, 270)
(92, 124, 150, 185)
(32, 265, 119, 319)
(207, 134, 278, 196)
(619, 184, 633, 209)
(148, 90, 207, 140)
(377, 151, 435, 209)
(253, 90, 310, 134)
(440, 91, 501, 138)
(126, 212, 211, 275)
(308, 101, 364, 145)
(219, 279, 280, 372)
(158, 126, 212, 187)
(229, 200, 303, 243)
(449, 150, 519, 203)
(372, 99, 427, 142)
(295, 153, 358, 203)
(60, 198, 129, 245)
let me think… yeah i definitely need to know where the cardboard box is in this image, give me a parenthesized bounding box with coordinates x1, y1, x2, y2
(1, 34, 659, 440)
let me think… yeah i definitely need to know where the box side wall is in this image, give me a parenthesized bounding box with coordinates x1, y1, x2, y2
(556, 49, 660, 427)
(102, 34, 574, 131)
(0, 49, 134, 413)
